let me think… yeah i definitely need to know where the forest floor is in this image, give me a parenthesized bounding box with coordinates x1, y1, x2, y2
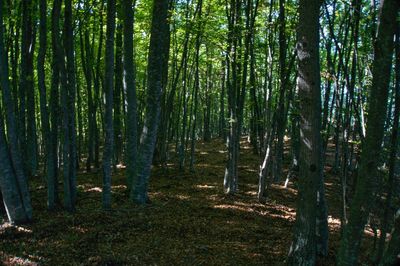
(0, 138, 375, 265)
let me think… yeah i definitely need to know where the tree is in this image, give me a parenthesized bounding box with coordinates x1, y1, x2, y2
(20, 0, 38, 177)
(0, 114, 28, 224)
(63, 0, 78, 207)
(189, 0, 203, 172)
(122, 0, 138, 190)
(0, 0, 32, 223)
(52, 0, 75, 212)
(376, 19, 400, 264)
(274, 0, 287, 182)
(381, 209, 400, 266)
(223, 0, 242, 195)
(37, 0, 57, 210)
(130, 0, 170, 204)
(337, 0, 400, 264)
(102, 0, 116, 210)
(287, 0, 322, 264)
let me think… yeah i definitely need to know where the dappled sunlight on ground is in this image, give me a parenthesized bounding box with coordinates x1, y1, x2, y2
(0, 138, 374, 265)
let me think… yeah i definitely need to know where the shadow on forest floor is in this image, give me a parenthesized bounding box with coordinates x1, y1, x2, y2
(0, 138, 374, 265)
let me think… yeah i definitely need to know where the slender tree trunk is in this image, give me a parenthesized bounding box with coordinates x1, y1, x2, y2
(203, 51, 212, 142)
(52, 0, 74, 212)
(20, 0, 38, 177)
(224, 0, 241, 195)
(50, 0, 60, 207)
(219, 59, 226, 140)
(114, 22, 123, 166)
(189, 0, 203, 172)
(94, 2, 105, 169)
(64, 0, 77, 206)
(274, 0, 287, 183)
(178, 0, 193, 170)
(37, 0, 57, 210)
(79, 26, 95, 173)
(102, 0, 116, 210)
(123, 0, 138, 189)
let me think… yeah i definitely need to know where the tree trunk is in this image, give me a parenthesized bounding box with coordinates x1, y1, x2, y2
(114, 22, 123, 166)
(376, 18, 400, 265)
(123, 0, 138, 190)
(0, 115, 28, 224)
(130, 0, 170, 204)
(0, 1, 31, 223)
(37, 0, 57, 210)
(102, 0, 116, 210)
(287, 0, 321, 264)
(21, 0, 38, 177)
(64, 0, 77, 206)
(189, 0, 203, 172)
(381, 209, 400, 266)
(337, 0, 400, 264)
(52, 0, 74, 212)
(274, 0, 287, 183)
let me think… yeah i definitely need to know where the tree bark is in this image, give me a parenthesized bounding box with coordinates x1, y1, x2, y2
(102, 0, 116, 210)
(21, 0, 38, 177)
(0, 0, 32, 223)
(130, 0, 170, 204)
(122, 0, 138, 190)
(37, 0, 57, 210)
(381, 209, 400, 266)
(337, 0, 400, 264)
(376, 17, 400, 265)
(287, 0, 321, 264)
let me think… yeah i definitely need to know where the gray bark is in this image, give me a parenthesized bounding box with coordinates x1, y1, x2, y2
(130, 0, 170, 204)
(102, 0, 116, 210)
(287, 0, 321, 264)
(0, 0, 32, 223)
